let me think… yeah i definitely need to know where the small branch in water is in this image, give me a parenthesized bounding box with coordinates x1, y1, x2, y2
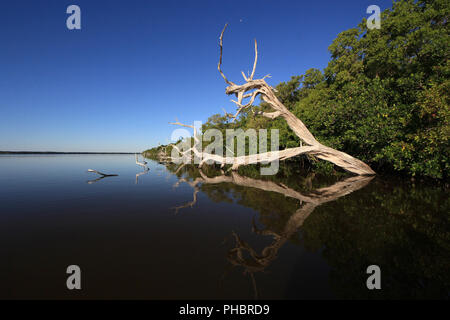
(87, 169, 118, 177)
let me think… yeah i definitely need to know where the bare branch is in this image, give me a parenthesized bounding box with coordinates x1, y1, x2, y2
(169, 120, 201, 143)
(241, 71, 248, 81)
(249, 39, 258, 80)
(229, 89, 262, 121)
(222, 108, 234, 119)
(169, 120, 203, 160)
(218, 24, 235, 86)
(169, 121, 195, 130)
(161, 24, 376, 176)
(87, 169, 118, 177)
(253, 110, 282, 119)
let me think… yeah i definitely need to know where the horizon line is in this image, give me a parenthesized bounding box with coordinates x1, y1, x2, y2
(0, 151, 139, 154)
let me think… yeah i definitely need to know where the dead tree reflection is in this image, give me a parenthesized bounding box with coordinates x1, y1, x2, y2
(172, 166, 373, 298)
(135, 167, 150, 184)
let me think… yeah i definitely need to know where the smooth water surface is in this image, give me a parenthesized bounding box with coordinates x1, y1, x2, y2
(0, 154, 448, 299)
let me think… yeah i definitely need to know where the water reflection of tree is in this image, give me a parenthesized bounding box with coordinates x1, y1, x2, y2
(169, 164, 369, 296)
(167, 163, 450, 299)
(300, 180, 450, 299)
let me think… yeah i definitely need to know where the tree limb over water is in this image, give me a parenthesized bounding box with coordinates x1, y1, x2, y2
(168, 24, 375, 176)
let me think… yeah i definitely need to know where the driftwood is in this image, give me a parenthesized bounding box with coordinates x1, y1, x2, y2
(169, 24, 375, 176)
(86, 169, 118, 184)
(87, 169, 118, 177)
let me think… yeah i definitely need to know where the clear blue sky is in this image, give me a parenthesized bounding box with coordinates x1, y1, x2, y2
(0, 0, 392, 152)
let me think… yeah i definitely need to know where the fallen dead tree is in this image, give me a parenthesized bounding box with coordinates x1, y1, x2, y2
(169, 24, 375, 176)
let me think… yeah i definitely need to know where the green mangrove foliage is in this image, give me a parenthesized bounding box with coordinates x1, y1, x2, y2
(145, 0, 449, 179)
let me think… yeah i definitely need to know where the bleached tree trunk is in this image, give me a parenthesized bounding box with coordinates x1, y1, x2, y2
(169, 24, 375, 176)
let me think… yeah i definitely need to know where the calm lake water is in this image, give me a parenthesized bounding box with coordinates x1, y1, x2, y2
(0, 154, 448, 299)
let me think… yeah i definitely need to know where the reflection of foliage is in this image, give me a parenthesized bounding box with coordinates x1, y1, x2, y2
(300, 178, 450, 299)
(203, 182, 300, 235)
(172, 162, 337, 236)
(166, 161, 449, 299)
